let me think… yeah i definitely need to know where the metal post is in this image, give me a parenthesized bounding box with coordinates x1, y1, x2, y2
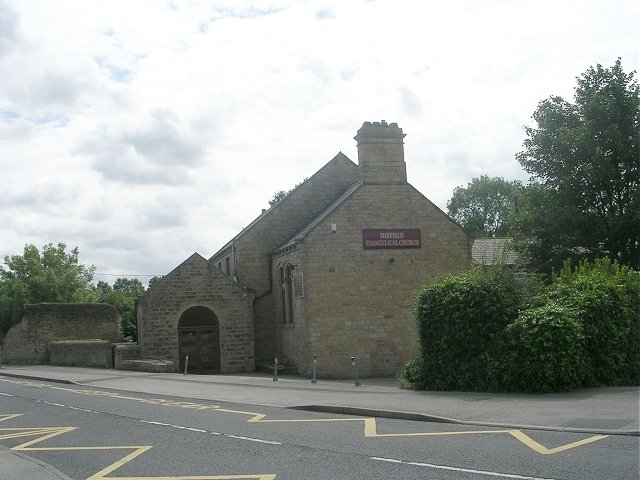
(351, 356, 361, 386)
(311, 355, 317, 384)
(183, 354, 189, 375)
(273, 357, 279, 382)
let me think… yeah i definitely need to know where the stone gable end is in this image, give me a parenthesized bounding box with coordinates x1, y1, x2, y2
(137, 252, 255, 373)
(274, 182, 471, 377)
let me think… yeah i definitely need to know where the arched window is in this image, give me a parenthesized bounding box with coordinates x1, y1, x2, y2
(279, 266, 286, 323)
(285, 264, 294, 324)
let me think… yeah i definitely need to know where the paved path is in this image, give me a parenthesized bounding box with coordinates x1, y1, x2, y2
(1, 365, 638, 479)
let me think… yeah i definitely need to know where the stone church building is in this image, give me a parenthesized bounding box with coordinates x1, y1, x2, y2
(137, 121, 472, 377)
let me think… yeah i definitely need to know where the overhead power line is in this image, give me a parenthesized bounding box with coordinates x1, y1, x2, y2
(94, 272, 161, 277)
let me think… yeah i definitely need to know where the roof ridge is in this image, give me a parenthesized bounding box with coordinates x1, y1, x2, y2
(210, 152, 356, 260)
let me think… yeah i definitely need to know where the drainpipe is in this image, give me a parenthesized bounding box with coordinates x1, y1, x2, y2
(252, 254, 279, 359)
(231, 242, 238, 282)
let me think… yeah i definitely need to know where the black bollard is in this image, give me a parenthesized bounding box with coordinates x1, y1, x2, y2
(273, 357, 279, 382)
(311, 355, 318, 384)
(351, 356, 361, 386)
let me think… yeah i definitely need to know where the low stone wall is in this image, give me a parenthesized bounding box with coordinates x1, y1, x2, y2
(50, 340, 113, 368)
(114, 343, 141, 366)
(117, 358, 174, 373)
(1, 303, 120, 365)
(113, 343, 174, 373)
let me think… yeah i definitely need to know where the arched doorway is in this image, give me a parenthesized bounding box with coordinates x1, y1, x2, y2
(178, 306, 221, 374)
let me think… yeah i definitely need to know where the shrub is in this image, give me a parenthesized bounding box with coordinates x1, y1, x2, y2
(398, 357, 426, 390)
(403, 258, 639, 393)
(548, 259, 640, 385)
(410, 266, 536, 391)
(487, 303, 589, 392)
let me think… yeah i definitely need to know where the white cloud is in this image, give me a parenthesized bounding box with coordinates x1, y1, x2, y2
(77, 108, 208, 185)
(0, 0, 637, 282)
(0, 0, 20, 57)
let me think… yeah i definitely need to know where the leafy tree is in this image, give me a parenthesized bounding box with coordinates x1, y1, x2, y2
(268, 178, 308, 207)
(113, 277, 145, 298)
(106, 291, 136, 343)
(95, 280, 112, 302)
(447, 175, 521, 237)
(516, 58, 639, 270)
(147, 276, 162, 289)
(511, 182, 582, 273)
(0, 243, 97, 334)
(269, 190, 289, 207)
(99, 277, 145, 343)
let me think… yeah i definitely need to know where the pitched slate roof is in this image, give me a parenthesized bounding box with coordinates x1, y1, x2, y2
(272, 180, 363, 255)
(210, 152, 357, 261)
(471, 238, 518, 265)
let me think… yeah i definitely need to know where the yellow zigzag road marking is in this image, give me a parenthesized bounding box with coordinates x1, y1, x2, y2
(1, 377, 609, 455)
(507, 430, 609, 455)
(101, 477, 275, 480)
(363, 418, 608, 455)
(0, 413, 22, 422)
(0, 413, 275, 480)
(102, 478, 275, 480)
(199, 405, 608, 455)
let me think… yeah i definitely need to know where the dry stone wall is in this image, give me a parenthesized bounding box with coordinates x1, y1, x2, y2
(1, 303, 120, 365)
(50, 340, 113, 368)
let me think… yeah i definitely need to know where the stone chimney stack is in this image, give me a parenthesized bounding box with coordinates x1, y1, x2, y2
(354, 120, 407, 184)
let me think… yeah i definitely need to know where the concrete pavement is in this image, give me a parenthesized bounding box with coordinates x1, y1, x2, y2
(1, 364, 638, 479)
(0, 445, 71, 480)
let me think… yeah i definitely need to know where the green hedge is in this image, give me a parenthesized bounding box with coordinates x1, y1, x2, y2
(412, 266, 537, 390)
(548, 259, 640, 386)
(486, 303, 589, 392)
(402, 259, 639, 393)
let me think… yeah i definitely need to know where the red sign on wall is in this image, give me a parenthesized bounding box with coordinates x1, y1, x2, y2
(362, 229, 422, 249)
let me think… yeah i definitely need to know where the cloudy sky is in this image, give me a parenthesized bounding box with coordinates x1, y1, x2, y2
(0, 0, 637, 284)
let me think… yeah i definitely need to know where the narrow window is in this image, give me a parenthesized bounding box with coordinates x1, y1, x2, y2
(225, 257, 230, 275)
(285, 264, 294, 323)
(279, 266, 286, 323)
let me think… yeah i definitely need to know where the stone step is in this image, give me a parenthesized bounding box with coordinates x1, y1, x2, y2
(117, 359, 174, 373)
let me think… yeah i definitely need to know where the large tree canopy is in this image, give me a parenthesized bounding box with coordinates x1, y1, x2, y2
(447, 175, 521, 238)
(0, 243, 97, 334)
(516, 58, 639, 269)
(112, 277, 146, 298)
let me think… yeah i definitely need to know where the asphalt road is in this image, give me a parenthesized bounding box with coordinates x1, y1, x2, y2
(0, 377, 638, 480)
